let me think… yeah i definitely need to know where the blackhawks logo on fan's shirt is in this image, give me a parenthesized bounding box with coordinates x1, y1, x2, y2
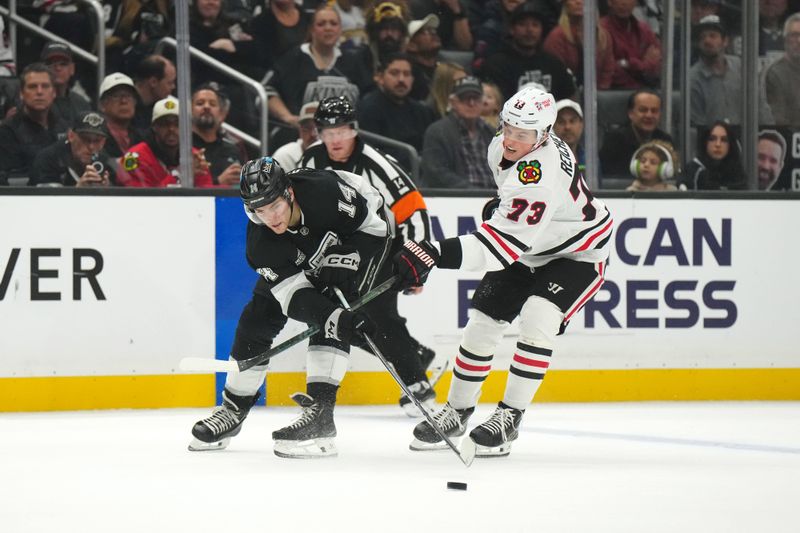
(123, 152, 140, 171)
(516, 160, 541, 184)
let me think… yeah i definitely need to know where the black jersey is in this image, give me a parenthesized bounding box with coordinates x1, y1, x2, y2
(245, 168, 391, 325)
(301, 138, 431, 243)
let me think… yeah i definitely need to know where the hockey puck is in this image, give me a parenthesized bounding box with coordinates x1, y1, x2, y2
(446, 481, 467, 491)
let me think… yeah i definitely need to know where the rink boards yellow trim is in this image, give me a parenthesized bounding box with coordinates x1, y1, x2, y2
(2, 368, 800, 411)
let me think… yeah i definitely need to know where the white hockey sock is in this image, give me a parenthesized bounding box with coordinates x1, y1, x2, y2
(447, 310, 508, 410)
(225, 359, 268, 398)
(502, 341, 552, 411)
(448, 345, 493, 409)
(306, 345, 350, 386)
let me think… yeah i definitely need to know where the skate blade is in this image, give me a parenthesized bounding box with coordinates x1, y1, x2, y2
(409, 435, 462, 452)
(401, 398, 436, 418)
(188, 437, 230, 452)
(474, 440, 513, 458)
(274, 437, 337, 459)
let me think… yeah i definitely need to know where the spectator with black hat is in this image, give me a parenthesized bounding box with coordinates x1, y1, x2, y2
(478, 0, 577, 101)
(30, 110, 117, 187)
(40, 41, 91, 125)
(420, 75, 495, 188)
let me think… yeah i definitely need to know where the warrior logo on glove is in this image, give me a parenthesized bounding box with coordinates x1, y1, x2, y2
(393, 240, 440, 290)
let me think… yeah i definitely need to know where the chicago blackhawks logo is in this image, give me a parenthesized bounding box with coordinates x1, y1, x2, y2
(517, 160, 541, 184)
(122, 152, 140, 171)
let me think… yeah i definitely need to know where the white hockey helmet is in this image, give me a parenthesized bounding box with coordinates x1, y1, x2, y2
(501, 86, 557, 149)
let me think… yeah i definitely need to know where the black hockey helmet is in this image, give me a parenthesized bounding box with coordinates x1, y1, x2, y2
(314, 95, 357, 130)
(239, 156, 290, 210)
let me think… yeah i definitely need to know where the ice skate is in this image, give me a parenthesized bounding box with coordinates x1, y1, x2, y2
(272, 393, 337, 459)
(409, 402, 474, 451)
(188, 390, 257, 451)
(399, 380, 437, 417)
(469, 403, 524, 457)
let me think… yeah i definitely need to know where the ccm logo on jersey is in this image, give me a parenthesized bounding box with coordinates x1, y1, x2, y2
(257, 267, 279, 281)
(517, 160, 542, 184)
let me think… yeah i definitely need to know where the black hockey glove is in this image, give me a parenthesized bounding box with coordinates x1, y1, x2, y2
(393, 240, 439, 290)
(481, 196, 500, 221)
(317, 245, 361, 288)
(324, 308, 376, 345)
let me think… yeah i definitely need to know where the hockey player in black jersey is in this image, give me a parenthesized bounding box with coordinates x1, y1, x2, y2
(189, 157, 392, 458)
(301, 95, 438, 416)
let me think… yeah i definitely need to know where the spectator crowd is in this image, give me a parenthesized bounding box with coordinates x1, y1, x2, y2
(2, 0, 800, 191)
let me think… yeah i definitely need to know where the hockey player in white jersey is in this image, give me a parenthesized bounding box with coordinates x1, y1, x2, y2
(394, 87, 613, 457)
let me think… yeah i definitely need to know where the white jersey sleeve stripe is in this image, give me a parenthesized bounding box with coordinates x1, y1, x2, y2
(473, 231, 513, 268)
(482, 222, 529, 253)
(477, 223, 521, 262)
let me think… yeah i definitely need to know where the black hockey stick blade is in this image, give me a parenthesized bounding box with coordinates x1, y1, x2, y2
(333, 287, 476, 467)
(179, 275, 398, 373)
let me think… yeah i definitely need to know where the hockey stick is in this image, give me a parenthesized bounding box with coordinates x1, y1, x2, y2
(179, 275, 398, 373)
(333, 287, 476, 468)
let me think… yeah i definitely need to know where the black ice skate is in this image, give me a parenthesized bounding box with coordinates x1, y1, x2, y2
(188, 390, 258, 451)
(399, 380, 437, 417)
(409, 402, 474, 451)
(416, 343, 436, 370)
(469, 403, 524, 457)
(272, 393, 337, 459)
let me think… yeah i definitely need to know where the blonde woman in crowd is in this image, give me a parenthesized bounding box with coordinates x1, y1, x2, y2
(426, 61, 466, 118)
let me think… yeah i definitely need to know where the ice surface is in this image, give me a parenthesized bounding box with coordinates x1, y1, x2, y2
(2, 402, 799, 533)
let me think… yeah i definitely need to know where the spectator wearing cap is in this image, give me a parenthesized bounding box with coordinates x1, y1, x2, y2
(420, 75, 494, 188)
(117, 96, 214, 188)
(191, 83, 246, 186)
(360, 1, 411, 76)
(40, 41, 91, 125)
(408, 0, 473, 51)
(543, 0, 615, 90)
(98, 73, 144, 158)
(478, 0, 577, 101)
(553, 99, 585, 172)
(358, 52, 436, 168)
(691, 15, 773, 127)
(271, 101, 320, 171)
(407, 14, 442, 100)
(600, 0, 662, 89)
(765, 13, 800, 128)
(30, 111, 117, 187)
(132, 55, 177, 133)
(0, 63, 68, 181)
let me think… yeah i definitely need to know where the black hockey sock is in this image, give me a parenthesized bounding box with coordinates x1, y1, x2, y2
(307, 382, 339, 405)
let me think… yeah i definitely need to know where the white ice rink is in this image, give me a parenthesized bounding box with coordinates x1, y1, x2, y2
(2, 401, 799, 533)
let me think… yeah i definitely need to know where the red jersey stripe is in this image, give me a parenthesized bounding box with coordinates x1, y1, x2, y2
(480, 223, 520, 261)
(575, 219, 614, 252)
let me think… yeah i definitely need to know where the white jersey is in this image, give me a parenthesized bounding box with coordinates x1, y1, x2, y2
(457, 132, 613, 271)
